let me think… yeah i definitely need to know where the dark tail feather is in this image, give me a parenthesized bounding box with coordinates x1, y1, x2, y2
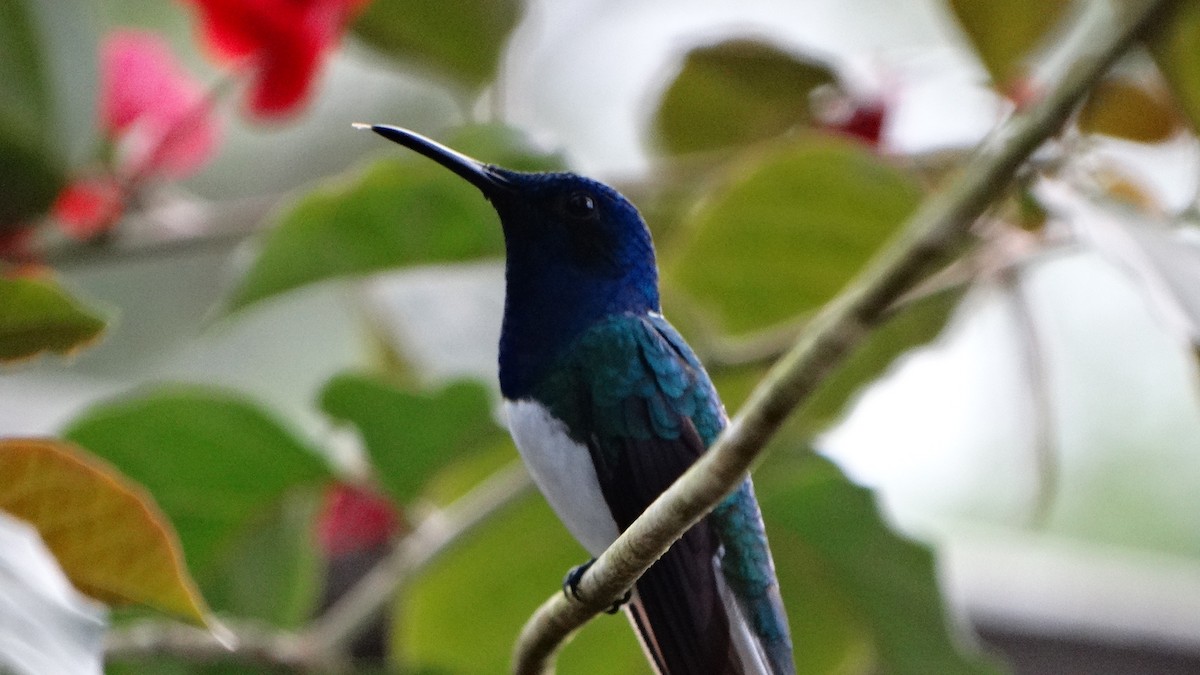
(623, 520, 756, 675)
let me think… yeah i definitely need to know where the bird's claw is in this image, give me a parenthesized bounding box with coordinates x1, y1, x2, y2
(562, 559, 632, 614)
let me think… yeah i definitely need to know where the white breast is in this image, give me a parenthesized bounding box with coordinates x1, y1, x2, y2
(504, 399, 621, 557)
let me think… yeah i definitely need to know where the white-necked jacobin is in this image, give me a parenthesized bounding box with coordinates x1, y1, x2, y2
(363, 124, 794, 675)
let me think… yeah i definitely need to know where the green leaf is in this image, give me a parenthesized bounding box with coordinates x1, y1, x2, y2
(1077, 78, 1183, 143)
(1151, 0, 1200, 133)
(0, 276, 106, 362)
(664, 134, 922, 334)
(947, 0, 1070, 87)
(63, 388, 333, 576)
(654, 39, 836, 156)
(201, 489, 322, 627)
(320, 374, 501, 504)
(352, 0, 522, 89)
(223, 125, 562, 316)
(0, 0, 64, 224)
(403, 492, 651, 674)
(758, 455, 1006, 675)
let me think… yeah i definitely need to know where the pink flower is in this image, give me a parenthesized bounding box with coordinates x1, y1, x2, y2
(100, 30, 221, 178)
(183, 0, 369, 119)
(48, 31, 221, 241)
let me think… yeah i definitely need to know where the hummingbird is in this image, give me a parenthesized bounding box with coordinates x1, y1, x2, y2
(361, 124, 794, 675)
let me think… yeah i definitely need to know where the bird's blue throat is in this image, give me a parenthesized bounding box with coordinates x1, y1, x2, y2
(488, 172, 661, 398)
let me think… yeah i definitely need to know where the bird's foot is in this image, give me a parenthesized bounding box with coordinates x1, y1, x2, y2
(562, 559, 631, 614)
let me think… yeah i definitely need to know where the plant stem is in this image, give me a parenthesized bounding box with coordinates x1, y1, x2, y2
(104, 461, 532, 669)
(510, 1, 1179, 673)
(299, 461, 532, 658)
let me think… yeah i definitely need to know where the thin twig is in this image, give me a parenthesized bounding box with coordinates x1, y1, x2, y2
(999, 269, 1060, 527)
(104, 461, 532, 668)
(299, 461, 533, 658)
(104, 618, 310, 669)
(510, 1, 1178, 672)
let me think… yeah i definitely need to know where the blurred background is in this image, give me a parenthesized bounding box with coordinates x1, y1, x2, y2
(3, 0, 1200, 673)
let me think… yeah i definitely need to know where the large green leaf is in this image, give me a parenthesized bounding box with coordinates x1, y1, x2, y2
(352, 0, 522, 89)
(200, 488, 322, 628)
(320, 374, 501, 504)
(947, 0, 1070, 87)
(1151, 0, 1200, 133)
(664, 134, 922, 335)
(223, 125, 562, 316)
(403, 492, 651, 674)
(0, 276, 106, 362)
(0, 0, 63, 224)
(654, 39, 836, 156)
(63, 388, 333, 576)
(757, 455, 1006, 675)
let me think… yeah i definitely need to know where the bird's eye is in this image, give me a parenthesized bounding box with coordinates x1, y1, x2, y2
(564, 192, 597, 219)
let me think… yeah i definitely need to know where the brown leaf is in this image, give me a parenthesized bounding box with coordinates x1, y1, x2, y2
(1078, 78, 1183, 143)
(0, 438, 209, 625)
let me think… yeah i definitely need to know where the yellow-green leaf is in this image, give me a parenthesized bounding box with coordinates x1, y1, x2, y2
(654, 39, 836, 156)
(320, 375, 502, 504)
(0, 0, 65, 224)
(0, 438, 208, 625)
(222, 125, 562, 316)
(665, 134, 922, 335)
(0, 276, 106, 363)
(756, 455, 1005, 675)
(63, 387, 334, 577)
(1150, 0, 1200, 133)
(353, 0, 522, 89)
(1078, 78, 1182, 143)
(948, 0, 1071, 87)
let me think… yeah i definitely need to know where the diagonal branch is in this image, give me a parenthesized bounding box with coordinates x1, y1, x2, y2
(511, 1, 1179, 672)
(300, 460, 533, 658)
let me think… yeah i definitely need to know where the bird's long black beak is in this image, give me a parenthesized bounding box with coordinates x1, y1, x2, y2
(354, 123, 511, 196)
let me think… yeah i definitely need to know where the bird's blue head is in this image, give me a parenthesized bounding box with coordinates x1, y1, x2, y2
(364, 125, 661, 397)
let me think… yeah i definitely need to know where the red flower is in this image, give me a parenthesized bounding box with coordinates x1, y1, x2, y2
(100, 30, 221, 179)
(316, 482, 402, 557)
(828, 101, 887, 146)
(46, 31, 221, 242)
(51, 176, 125, 241)
(183, 0, 369, 119)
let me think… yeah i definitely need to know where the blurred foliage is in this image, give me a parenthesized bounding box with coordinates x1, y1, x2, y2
(320, 374, 501, 504)
(0, 0, 64, 225)
(63, 388, 332, 577)
(353, 0, 522, 90)
(0, 438, 208, 625)
(0, 276, 106, 362)
(223, 125, 563, 316)
(665, 134, 923, 334)
(947, 0, 1070, 88)
(757, 454, 1004, 675)
(10, 0, 1200, 672)
(401, 492, 653, 674)
(1077, 77, 1182, 143)
(1151, 0, 1200, 133)
(654, 38, 837, 156)
(202, 490, 322, 628)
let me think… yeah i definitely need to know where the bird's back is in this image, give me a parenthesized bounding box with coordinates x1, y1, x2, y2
(509, 312, 794, 675)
